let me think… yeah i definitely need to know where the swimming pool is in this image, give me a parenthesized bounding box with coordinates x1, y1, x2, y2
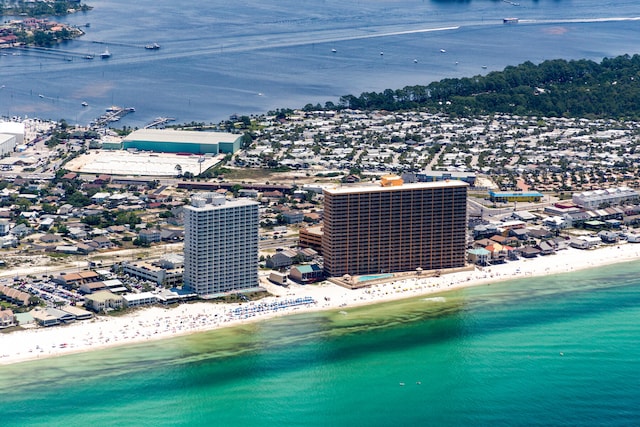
(357, 273, 394, 283)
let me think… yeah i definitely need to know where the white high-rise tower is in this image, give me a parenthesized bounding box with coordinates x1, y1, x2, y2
(183, 193, 259, 297)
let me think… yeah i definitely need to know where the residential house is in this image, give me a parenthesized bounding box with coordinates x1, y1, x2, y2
(569, 236, 600, 249)
(40, 233, 63, 244)
(484, 243, 508, 263)
(91, 192, 111, 204)
(0, 309, 16, 329)
(520, 246, 541, 258)
(139, 228, 162, 244)
(598, 231, 619, 244)
(536, 241, 555, 255)
(84, 290, 125, 312)
(10, 223, 33, 238)
(0, 219, 10, 236)
(67, 226, 87, 240)
(467, 247, 491, 266)
(289, 264, 323, 284)
(88, 236, 113, 250)
(266, 249, 297, 269)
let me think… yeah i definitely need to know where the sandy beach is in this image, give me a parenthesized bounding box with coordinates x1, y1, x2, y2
(2, 243, 639, 366)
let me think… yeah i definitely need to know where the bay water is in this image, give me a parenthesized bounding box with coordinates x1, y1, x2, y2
(1, 260, 640, 426)
(0, 0, 639, 126)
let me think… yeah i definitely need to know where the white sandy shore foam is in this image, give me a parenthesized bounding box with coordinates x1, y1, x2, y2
(2, 243, 639, 365)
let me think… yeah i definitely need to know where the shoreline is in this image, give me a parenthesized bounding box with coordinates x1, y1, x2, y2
(2, 243, 639, 366)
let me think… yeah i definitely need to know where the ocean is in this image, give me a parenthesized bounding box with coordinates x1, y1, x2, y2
(1, 261, 640, 426)
(2, 2, 640, 425)
(0, 0, 639, 127)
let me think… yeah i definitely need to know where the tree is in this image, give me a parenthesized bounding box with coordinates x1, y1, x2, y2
(41, 203, 57, 214)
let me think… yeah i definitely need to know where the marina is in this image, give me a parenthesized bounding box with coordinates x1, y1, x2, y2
(91, 106, 135, 127)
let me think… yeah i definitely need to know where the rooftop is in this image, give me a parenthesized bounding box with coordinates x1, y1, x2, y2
(323, 180, 467, 195)
(124, 129, 239, 145)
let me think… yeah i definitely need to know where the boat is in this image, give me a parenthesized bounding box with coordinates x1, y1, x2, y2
(331, 48, 337, 53)
(100, 47, 111, 59)
(145, 43, 161, 50)
(81, 102, 88, 107)
(482, 65, 488, 69)
(413, 59, 418, 63)
(440, 48, 446, 53)
(503, 17, 519, 24)
(84, 54, 94, 60)
(380, 51, 384, 56)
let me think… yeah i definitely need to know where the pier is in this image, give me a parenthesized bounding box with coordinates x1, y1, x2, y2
(91, 106, 135, 128)
(144, 117, 175, 129)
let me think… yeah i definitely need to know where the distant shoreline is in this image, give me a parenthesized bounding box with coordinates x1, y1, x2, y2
(2, 243, 639, 366)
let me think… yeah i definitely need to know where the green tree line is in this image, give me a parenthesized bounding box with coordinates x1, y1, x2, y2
(1, 1, 91, 17)
(332, 54, 640, 119)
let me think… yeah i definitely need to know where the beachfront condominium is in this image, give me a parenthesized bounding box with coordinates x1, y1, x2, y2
(322, 176, 468, 277)
(183, 193, 259, 297)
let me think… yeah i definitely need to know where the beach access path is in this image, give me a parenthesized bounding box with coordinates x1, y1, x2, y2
(2, 243, 639, 365)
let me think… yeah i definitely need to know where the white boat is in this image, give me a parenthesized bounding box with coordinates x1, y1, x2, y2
(331, 48, 337, 53)
(145, 43, 160, 50)
(100, 47, 111, 59)
(81, 101, 88, 107)
(440, 49, 446, 53)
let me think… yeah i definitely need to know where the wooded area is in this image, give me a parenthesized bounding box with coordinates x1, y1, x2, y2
(330, 55, 640, 119)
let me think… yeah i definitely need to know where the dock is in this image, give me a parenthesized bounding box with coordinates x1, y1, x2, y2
(91, 106, 135, 128)
(144, 117, 175, 129)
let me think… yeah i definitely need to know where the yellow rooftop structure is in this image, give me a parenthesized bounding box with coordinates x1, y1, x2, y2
(380, 174, 403, 187)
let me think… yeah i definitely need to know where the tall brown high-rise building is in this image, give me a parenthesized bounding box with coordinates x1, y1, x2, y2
(322, 179, 467, 277)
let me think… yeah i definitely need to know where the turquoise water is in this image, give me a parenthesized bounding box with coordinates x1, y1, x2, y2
(2, 261, 640, 426)
(357, 273, 394, 282)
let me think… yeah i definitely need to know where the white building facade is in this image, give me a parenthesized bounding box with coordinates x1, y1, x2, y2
(572, 186, 639, 209)
(183, 193, 259, 297)
(0, 134, 16, 156)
